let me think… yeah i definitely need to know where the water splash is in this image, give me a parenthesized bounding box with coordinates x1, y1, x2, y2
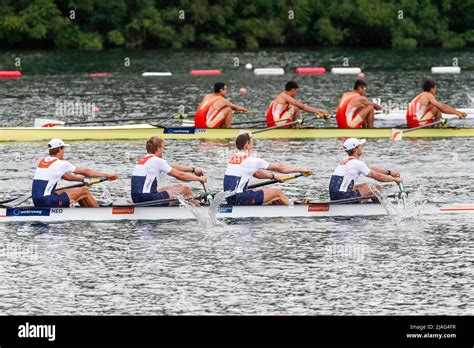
(97, 183, 113, 206)
(176, 194, 226, 227)
(369, 184, 427, 224)
(208, 191, 234, 222)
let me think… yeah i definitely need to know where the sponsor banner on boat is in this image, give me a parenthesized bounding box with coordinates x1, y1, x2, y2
(112, 207, 135, 215)
(163, 127, 203, 135)
(6, 208, 51, 217)
(308, 204, 330, 212)
(218, 206, 233, 214)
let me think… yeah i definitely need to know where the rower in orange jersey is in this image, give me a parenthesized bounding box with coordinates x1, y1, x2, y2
(336, 79, 383, 129)
(266, 81, 328, 128)
(195, 82, 248, 128)
(406, 80, 467, 128)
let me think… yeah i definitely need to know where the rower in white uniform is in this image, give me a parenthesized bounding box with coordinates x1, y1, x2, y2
(131, 136, 207, 205)
(32, 138, 117, 207)
(329, 138, 403, 202)
(223, 133, 311, 205)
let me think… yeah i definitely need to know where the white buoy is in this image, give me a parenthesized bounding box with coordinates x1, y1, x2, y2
(331, 67, 362, 75)
(245, 63, 252, 70)
(431, 67, 461, 74)
(142, 72, 173, 76)
(253, 68, 285, 75)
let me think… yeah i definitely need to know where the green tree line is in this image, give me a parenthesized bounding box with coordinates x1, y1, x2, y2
(0, 0, 473, 50)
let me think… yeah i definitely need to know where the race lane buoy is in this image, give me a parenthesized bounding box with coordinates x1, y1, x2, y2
(431, 67, 461, 74)
(190, 70, 221, 76)
(88, 73, 111, 77)
(142, 72, 173, 76)
(295, 67, 326, 75)
(253, 68, 285, 75)
(331, 67, 362, 75)
(0, 71, 21, 79)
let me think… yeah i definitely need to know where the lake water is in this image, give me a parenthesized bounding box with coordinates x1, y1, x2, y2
(0, 48, 472, 315)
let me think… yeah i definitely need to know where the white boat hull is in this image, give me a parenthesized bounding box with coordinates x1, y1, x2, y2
(0, 203, 472, 223)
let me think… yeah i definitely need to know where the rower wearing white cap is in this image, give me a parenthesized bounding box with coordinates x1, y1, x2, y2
(329, 138, 403, 202)
(32, 139, 117, 208)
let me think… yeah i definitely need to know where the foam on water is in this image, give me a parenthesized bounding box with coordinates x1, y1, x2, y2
(177, 194, 226, 227)
(369, 184, 428, 224)
(97, 184, 113, 206)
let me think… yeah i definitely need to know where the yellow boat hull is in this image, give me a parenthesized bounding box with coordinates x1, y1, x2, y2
(1, 124, 473, 142)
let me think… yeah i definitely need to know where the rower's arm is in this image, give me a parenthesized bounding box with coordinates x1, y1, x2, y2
(368, 170, 402, 183)
(429, 97, 464, 116)
(62, 173, 85, 182)
(368, 165, 399, 177)
(74, 167, 117, 180)
(267, 163, 310, 174)
(360, 96, 383, 110)
(171, 164, 204, 176)
(253, 169, 273, 179)
(222, 99, 248, 112)
(167, 168, 204, 182)
(283, 94, 321, 113)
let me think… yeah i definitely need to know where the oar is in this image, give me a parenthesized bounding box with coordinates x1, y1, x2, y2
(1, 177, 110, 208)
(232, 119, 290, 126)
(126, 197, 180, 207)
(197, 171, 312, 203)
(199, 174, 213, 204)
(175, 110, 248, 119)
(302, 192, 406, 205)
(249, 118, 304, 135)
(247, 171, 312, 190)
(397, 182, 408, 206)
(35, 115, 193, 127)
(391, 119, 449, 141)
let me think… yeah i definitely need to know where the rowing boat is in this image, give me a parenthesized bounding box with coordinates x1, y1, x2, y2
(1, 203, 472, 222)
(1, 124, 473, 142)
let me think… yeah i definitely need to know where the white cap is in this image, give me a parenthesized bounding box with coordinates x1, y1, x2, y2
(48, 138, 70, 149)
(343, 138, 366, 151)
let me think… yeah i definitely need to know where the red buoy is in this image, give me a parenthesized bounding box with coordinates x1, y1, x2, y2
(190, 70, 221, 76)
(295, 67, 326, 75)
(88, 73, 112, 77)
(0, 71, 22, 79)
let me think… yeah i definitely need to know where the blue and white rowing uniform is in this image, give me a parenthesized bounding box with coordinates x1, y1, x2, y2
(223, 151, 269, 205)
(329, 156, 371, 201)
(32, 156, 76, 207)
(131, 154, 172, 204)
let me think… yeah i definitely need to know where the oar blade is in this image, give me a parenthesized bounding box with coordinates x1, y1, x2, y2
(391, 128, 403, 141)
(2, 194, 31, 208)
(34, 118, 66, 128)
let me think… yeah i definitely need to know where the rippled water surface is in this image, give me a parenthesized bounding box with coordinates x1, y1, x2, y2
(0, 49, 473, 315)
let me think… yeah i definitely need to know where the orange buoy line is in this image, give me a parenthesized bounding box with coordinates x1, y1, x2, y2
(295, 67, 326, 75)
(0, 71, 22, 78)
(190, 70, 221, 75)
(88, 73, 112, 77)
